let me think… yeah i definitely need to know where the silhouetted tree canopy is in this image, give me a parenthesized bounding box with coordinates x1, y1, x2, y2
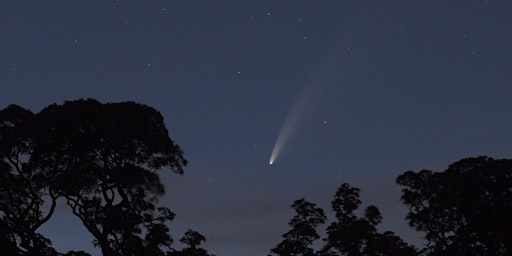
(397, 156, 512, 256)
(270, 198, 327, 256)
(168, 229, 215, 256)
(6, 100, 511, 256)
(270, 183, 416, 256)
(321, 183, 417, 256)
(180, 229, 207, 249)
(0, 104, 58, 255)
(0, 99, 213, 256)
(62, 251, 92, 256)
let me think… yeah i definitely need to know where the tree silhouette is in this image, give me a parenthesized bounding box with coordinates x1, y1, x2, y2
(270, 198, 327, 256)
(27, 100, 187, 255)
(0, 104, 59, 255)
(271, 184, 417, 256)
(168, 229, 215, 256)
(397, 156, 512, 255)
(180, 229, 206, 250)
(321, 183, 417, 256)
(0, 100, 213, 255)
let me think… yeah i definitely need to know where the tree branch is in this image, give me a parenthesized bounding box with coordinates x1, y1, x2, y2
(31, 190, 58, 232)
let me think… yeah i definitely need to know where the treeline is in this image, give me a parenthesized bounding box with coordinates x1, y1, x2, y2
(270, 156, 512, 256)
(1, 100, 511, 256)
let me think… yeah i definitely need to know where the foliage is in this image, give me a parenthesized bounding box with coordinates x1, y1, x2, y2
(396, 156, 512, 255)
(270, 183, 416, 256)
(0, 100, 213, 256)
(168, 229, 216, 256)
(4, 100, 512, 256)
(321, 183, 417, 256)
(270, 198, 327, 256)
(0, 104, 58, 255)
(31, 99, 187, 255)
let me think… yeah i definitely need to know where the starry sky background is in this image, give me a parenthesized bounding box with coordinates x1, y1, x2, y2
(1, 1, 512, 255)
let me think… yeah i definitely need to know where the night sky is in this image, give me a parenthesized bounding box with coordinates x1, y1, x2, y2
(2, 1, 512, 255)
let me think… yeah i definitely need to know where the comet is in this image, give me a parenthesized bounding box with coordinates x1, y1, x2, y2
(268, 28, 350, 165)
(269, 80, 320, 165)
(268, 106, 300, 165)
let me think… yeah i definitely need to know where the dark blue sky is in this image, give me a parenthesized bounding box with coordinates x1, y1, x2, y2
(2, 1, 512, 255)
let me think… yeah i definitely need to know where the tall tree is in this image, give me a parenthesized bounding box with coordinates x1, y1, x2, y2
(396, 156, 512, 255)
(270, 198, 327, 256)
(0, 100, 214, 255)
(0, 104, 59, 255)
(29, 99, 187, 256)
(322, 183, 417, 256)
